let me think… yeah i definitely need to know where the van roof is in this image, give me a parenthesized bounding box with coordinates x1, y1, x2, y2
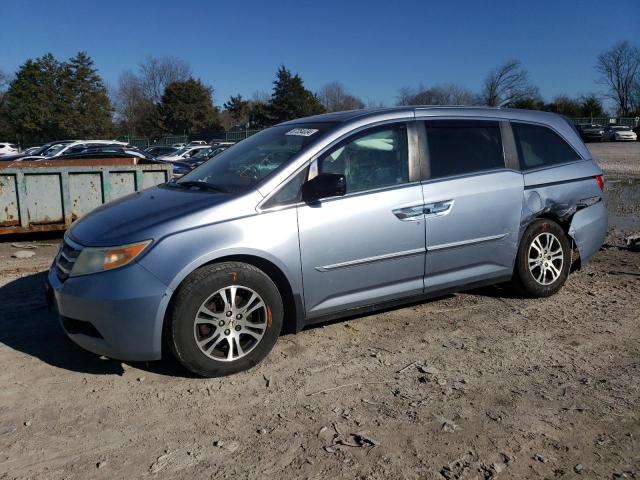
(282, 105, 589, 160)
(283, 105, 569, 126)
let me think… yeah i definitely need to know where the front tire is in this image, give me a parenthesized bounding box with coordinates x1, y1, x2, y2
(168, 262, 283, 377)
(510, 219, 571, 297)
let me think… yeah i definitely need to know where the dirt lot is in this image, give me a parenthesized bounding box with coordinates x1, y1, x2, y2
(0, 142, 638, 479)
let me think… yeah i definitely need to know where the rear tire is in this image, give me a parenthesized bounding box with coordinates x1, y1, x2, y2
(509, 219, 571, 297)
(168, 262, 283, 377)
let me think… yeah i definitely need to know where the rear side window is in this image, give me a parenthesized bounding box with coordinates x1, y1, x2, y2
(512, 122, 580, 170)
(424, 120, 504, 179)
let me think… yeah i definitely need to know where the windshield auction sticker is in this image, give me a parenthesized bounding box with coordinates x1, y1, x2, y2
(285, 128, 319, 137)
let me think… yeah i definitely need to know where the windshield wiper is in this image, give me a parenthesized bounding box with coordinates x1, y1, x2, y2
(177, 181, 229, 193)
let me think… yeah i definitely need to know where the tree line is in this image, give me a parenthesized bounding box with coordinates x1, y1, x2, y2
(0, 40, 638, 144)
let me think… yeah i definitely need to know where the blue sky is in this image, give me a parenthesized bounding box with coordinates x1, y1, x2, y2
(1, 0, 639, 107)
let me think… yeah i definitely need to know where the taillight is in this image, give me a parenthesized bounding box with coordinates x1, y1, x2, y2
(595, 175, 604, 191)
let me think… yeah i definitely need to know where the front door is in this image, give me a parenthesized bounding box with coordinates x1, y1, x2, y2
(297, 122, 426, 318)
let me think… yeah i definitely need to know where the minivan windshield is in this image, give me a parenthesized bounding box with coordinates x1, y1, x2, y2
(175, 123, 335, 192)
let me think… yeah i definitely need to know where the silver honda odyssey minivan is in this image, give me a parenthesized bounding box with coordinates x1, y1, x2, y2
(48, 107, 607, 377)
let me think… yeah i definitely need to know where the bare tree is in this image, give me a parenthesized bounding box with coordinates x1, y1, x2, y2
(251, 90, 271, 104)
(396, 86, 416, 106)
(595, 41, 640, 116)
(317, 81, 365, 112)
(632, 79, 640, 114)
(366, 99, 386, 108)
(139, 55, 192, 104)
(0, 69, 12, 104)
(114, 70, 159, 136)
(482, 60, 539, 107)
(398, 83, 480, 106)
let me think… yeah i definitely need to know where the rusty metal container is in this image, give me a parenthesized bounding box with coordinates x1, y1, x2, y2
(0, 158, 172, 235)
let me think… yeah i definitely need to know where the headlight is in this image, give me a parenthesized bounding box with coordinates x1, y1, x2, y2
(70, 240, 152, 277)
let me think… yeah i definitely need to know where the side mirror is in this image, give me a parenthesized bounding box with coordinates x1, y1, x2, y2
(301, 173, 346, 202)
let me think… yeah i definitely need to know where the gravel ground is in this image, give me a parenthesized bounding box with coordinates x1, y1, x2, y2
(0, 142, 638, 479)
(589, 141, 640, 178)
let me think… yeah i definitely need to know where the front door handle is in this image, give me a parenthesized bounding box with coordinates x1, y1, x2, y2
(424, 200, 454, 217)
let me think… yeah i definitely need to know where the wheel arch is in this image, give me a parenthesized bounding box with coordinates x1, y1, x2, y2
(522, 212, 580, 270)
(160, 253, 304, 355)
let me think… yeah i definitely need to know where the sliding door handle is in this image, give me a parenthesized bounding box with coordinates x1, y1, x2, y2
(424, 200, 454, 217)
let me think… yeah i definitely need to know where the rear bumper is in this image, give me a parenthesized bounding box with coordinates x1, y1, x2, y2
(582, 133, 603, 141)
(569, 201, 608, 266)
(47, 262, 169, 361)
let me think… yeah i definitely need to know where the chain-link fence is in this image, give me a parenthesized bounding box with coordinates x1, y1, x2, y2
(117, 130, 261, 149)
(571, 117, 639, 126)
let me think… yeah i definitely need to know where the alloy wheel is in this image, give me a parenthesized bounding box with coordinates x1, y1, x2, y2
(527, 232, 564, 285)
(193, 286, 267, 362)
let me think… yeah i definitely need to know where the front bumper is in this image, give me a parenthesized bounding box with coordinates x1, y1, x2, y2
(48, 262, 170, 361)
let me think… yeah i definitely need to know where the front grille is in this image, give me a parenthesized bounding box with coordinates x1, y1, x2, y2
(56, 237, 82, 282)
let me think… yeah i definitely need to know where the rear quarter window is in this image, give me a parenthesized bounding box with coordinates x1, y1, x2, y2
(512, 122, 581, 170)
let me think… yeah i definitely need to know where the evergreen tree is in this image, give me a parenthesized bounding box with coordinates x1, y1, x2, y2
(5, 54, 63, 143)
(59, 52, 113, 138)
(579, 95, 606, 118)
(223, 94, 251, 126)
(0, 69, 12, 139)
(158, 79, 222, 135)
(267, 66, 325, 124)
(4, 52, 113, 143)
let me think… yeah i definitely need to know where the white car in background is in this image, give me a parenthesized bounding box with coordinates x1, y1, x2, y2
(0, 143, 18, 156)
(603, 126, 637, 141)
(22, 140, 128, 160)
(156, 145, 211, 162)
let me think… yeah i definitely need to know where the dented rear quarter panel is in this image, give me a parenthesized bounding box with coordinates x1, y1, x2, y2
(521, 158, 606, 266)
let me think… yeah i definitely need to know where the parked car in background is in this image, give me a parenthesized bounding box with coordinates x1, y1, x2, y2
(576, 123, 604, 142)
(188, 140, 207, 146)
(48, 107, 607, 377)
(21, 140, 128, 160)
(55, 144, 157, 162)
(22, 145, 44, 155)
(210, 141, 235, 148)
(171, 143, 187, 148)
(169, 145, 233, 177)
(156, 145, 211, 162)
(602, 125, 637, 141)
(632, 125, 640, 140)
(53, 140, 129, 157)
(171, 160, 198, 177)
(145, 146, 179, 157)
(0, 141, 75, 161)
(0, 143, 18, 156)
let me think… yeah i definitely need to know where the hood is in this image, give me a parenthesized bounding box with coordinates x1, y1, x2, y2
(69, 185, 234, 246)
